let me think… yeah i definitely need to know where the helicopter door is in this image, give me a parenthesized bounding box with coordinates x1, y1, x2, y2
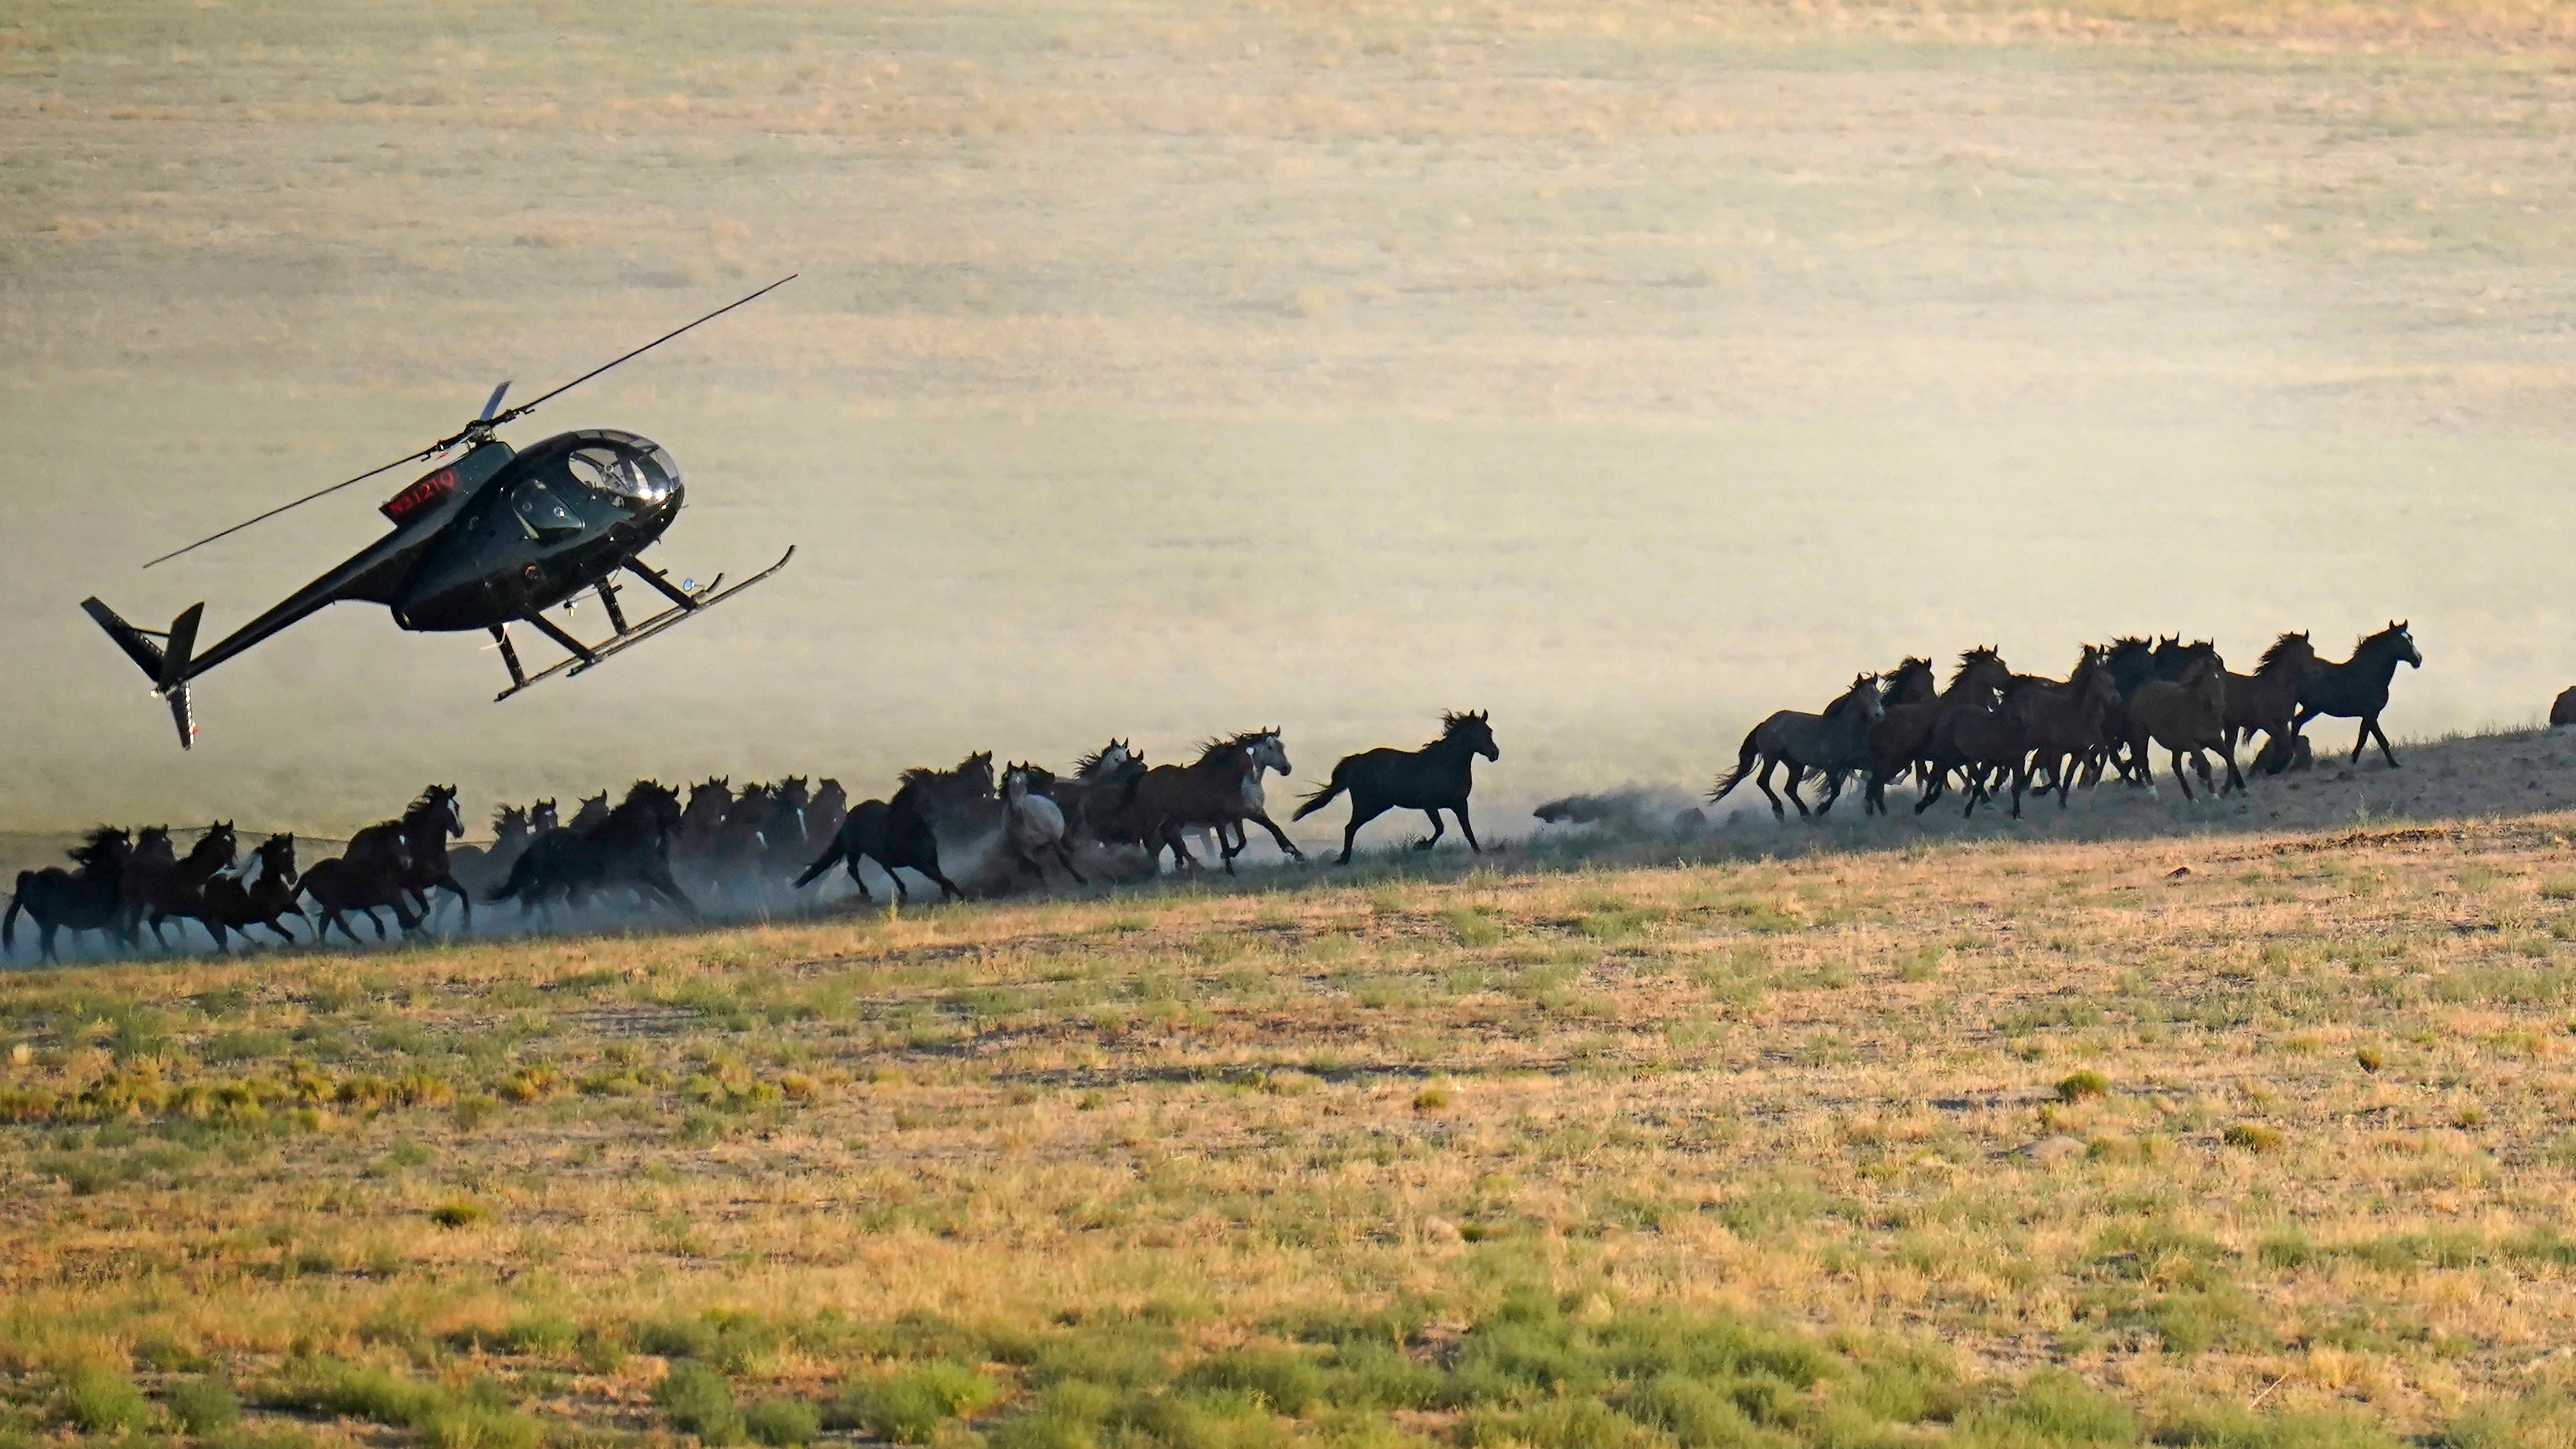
(512, 479, 585, 542)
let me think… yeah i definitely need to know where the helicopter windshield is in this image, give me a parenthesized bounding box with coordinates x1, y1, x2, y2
(552, 433, 680, 506)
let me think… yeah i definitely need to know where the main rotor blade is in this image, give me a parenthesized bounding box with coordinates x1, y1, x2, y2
(491, 273, 796, 425)
(478, 380, 512, 421)
(140, 444, 439, 570)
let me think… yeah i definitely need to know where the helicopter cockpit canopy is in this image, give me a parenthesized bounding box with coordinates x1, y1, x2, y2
(541, 429, 682, 510)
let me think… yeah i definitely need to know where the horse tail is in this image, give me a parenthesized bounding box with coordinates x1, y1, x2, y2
(793, 834, 845, 890)
(1289, 763, 1350, 821)
(1, 875, 25, 954)
(1707, 730, 1761, 804)
(486, 849, 538, 904)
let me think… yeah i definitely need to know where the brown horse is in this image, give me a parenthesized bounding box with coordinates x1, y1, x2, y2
(489, 781, 695, 918)
(2125, 653, 2242, 798)
(1866, 648, 2013, 814)
(1053, 740, 1149, 844)
(2225, 632, 2318, 774)
(1709, 675, 1884, 822)
(2013, 647, 2122, 810)
(201, 834, 307, 949)
(1127, 737, 1289, 874)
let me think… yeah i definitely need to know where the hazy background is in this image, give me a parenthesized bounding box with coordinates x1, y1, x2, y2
(6, 0, 2576, 836)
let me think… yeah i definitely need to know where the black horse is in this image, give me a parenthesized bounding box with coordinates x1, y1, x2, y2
(5, 827, 134, 963)
(488, 781, 695, 917)
(201, 834, 308, 949)
(1292, 710, 1500, 865)
(2295, 621, 2423, 768)
(794, 779, 965, 904)
(347, 786, 470, 930)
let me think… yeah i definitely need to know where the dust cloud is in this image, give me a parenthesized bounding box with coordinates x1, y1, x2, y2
(5, 0, 2576, 838)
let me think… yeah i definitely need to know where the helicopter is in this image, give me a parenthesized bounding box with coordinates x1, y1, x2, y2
(81, 276, 800, 749)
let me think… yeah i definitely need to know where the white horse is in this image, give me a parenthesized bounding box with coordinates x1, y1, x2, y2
(1000, 763, 1086, 886)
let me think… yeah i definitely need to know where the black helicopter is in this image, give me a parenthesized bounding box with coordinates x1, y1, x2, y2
(83, 277, 799, 749)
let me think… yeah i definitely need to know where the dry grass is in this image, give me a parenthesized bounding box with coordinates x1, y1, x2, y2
(5, 815, 2576, 1443)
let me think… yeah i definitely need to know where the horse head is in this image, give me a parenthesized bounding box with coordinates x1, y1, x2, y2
(258, 833, 301, 889)
(960, 751, 996, 798)
(1442, 709, 1500, 762)
(2386, 620, 2422, 668)
(775, 776, 810, 808)
(1847, 675, 1886, 727)
(531, 799, 560, 834)
(197, 820, 240, 869)
(1247, 729, 1293, 778)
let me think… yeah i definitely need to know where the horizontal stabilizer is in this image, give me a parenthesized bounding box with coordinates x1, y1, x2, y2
(81, 597, 167, 679)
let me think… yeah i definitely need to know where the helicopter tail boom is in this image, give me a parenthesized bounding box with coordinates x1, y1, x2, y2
(80, 598, 204, 749)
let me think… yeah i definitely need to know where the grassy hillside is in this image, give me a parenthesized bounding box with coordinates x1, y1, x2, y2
(5, 813, 2576, 1446)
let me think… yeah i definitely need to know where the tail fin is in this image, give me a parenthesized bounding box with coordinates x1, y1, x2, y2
(1289, 765, 1348, 821)
(82, 599, 203, 749)
(1707, 734, 1759, 804)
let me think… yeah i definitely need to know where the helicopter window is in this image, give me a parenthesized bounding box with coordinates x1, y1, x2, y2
(565, 447, 670, 503)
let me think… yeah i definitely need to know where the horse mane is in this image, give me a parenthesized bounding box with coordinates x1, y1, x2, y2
(1073, 741, 1124, 775)
(69, 826, 127, 868)
(1947, 648, 2000, 689)
(1196, 730, 1272, 766)
(491, 805, 523, 832)
(2258, 632, 2312, 672)
(2354, 621, 2410, 655)
(621, 780, 675, 807)
(1889, 657, 1932, 679)
(403, 786, 453, 820)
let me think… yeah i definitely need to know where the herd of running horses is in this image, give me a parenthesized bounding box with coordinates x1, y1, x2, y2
(0, 712, 1506, 961)
(0, 621, 2424, 963)
(1710, 622, 2424, 822)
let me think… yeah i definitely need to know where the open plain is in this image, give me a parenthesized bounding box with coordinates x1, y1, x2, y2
(12, 0, 2576, 1444)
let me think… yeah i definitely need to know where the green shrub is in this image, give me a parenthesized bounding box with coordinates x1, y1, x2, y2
(2222, 1124, 2286, 1155)
(166, 1376, 242, 1433)
(1964, 1369, 2136, 1446)
(424, 1406, 544, 1449)
(61, 1363, 153, 1433)
(1177, 1350, 1324, 1414)
(2057, 1072, 2111, 1103)
(838, 1362, 1001, 1442)
(431, 1198, 488, 1228)
(1621, 1374, 1768, 1449)
(657, 1363, 746, 1445)
(746, 1398, 821, 1447)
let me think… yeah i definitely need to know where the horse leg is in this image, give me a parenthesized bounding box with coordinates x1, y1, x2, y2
(1336, 796, 1390, 865)
(2218, 736, 2246, 795)
(39, 922, 59, 964)
(1752, 758, 1787, 823)
(442, 875, 473, 931)
(1454, 802, 1482, 853)
(1815, 771, 1844, 818)
(2368, 714, 2401, 768)
(1415, 809, 1446, 850)
(2169, 747, 2195, 801)
(2192, 748, 2215, 795)
(644, 865, 698, 917)
(1014, 844, 1048, 882)
(1217, 825, 1244, 876)
(1249, 811, 1304, 859)
(842, 857, 876, 904)
(1782, 766, 1814, 822)
(1053, 841, 1088, 886)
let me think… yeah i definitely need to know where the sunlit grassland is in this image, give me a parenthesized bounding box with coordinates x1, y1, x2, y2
(6, 818, 2576, 1445)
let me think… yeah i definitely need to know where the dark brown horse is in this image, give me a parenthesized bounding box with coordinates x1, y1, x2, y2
(201, 833, 307, 949)
(1866, 648, 2013, 814)
(488, 781, 695, 917)
(1051, 741, 1148, 844)
(119, 823, 237, 950)
(1710, 675, 1884, 822)
(795, 770, 966, 904)
(5, 827, 133, 962)
(759, 776, 814, 881)
(1121, 739, 1274, 874)
(448, 805, 534, 898)
(299, 836, 421, 944)
(897, 752, 1000, 839)
(807, 778, 849, 849)
(2126, 652, 2242, 798)
(1293, 711, 1497, 865)
(2295, 621, 2423, 769)
(2012, 647, 2122, 811)
(704, 781, 773, 888)
(348, 786, 470, 929)
(2224, 632, 2318, 774)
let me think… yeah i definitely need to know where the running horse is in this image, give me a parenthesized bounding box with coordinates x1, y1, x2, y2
(488, 781, 696, 917)
(347, 786, 471, 930)
(4, 827, 134, 962)
(1710, 676, 1883, 822)
(201, 834, 308, 949)
(1294, 710, 1499, 864)
(2295, 622, 2423, 769)
(1127, 733, 1305, 874)
(134, 821, 240, 949)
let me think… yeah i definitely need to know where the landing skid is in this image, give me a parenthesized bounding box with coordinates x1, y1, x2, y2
(492, 547, 794, 702)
